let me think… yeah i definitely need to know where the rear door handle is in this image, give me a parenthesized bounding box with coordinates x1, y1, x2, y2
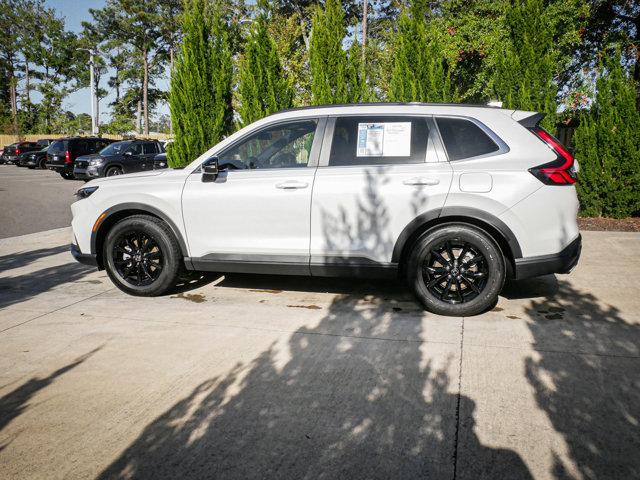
(276, 180, 309, 189)
(403, 177, 440, 186)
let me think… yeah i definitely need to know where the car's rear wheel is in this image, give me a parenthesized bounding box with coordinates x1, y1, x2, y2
(407, 224, 505, 316)
(106, 166, 122, 176)
(103, 215, 182, 296)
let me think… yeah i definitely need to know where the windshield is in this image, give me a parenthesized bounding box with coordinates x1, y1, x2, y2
(48, 140, 68, 154)
(100, 141, 131, 156)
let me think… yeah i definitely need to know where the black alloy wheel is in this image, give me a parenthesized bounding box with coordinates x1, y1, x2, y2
(422, 240, 489, 304)
(106, 166, 122, 176)
(407, 224, 505, 316)
(112, 231, 163, 287)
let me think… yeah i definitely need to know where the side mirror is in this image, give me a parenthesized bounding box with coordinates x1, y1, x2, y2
(124, 151, 133, 156)
(202, 157, 219, 182)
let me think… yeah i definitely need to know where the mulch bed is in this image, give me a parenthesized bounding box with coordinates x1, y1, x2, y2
(578, 217, 640, 232)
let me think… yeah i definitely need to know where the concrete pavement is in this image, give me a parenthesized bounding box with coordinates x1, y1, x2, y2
(0, 228, 639, 479)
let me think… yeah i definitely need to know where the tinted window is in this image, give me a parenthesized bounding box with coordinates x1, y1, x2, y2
(100, 141, 131, 156)
(128, 143, 143, 155)
(218, 120, 317, 170)
(48, 140, 68, 154)
(95, 139, 111, 151)
(436, 117, 500, 161)
(143, 142, 158, 154)
(75, 140, 89, 154)
(329, 116, 429, 166)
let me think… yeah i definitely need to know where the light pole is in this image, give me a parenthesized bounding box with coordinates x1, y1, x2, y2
(77, 48, 100, 135)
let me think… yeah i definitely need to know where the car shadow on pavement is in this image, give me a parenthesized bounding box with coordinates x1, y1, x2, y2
(0, 346, 103, 441)
(97, 290, 533, 480)
(523, 280, 640, 478)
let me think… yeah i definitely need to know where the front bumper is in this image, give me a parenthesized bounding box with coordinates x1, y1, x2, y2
(73, 166, 101, 180)
(514, 234, 582, 279)
(71, 243, 98, 267)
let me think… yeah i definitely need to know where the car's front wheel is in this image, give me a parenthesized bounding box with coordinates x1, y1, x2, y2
(106, 166, 122, 176)
(60, 171, 75, 180)
(103, 215, 182, 296)
(407, 224, 505, 316)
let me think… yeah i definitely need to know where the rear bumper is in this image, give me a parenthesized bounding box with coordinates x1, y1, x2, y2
(71, 243, 98, 267)
(46, 162, 71, 172)
(514, 234, 582, 279)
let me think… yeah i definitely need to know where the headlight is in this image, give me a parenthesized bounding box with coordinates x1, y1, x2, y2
(89, 158, 104, 166)
(75, 186, 99, 199)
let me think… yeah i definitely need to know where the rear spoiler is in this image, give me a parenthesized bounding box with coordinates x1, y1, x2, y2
(512, 111, 545, 128)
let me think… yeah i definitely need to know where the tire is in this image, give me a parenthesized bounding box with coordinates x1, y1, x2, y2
(106, 166, 122, 177)
(406, 224, 505, 316)
(38, 158, 47, 169)
(60, 171, 75, 180)
(103, 215, 182, 296)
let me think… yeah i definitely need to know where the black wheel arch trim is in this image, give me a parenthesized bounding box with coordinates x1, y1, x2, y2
(90, 203, 189, 262)
(391, 206, 523, 264)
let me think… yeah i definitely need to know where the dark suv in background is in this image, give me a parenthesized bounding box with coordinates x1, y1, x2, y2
(46, 137, 114, 179)
(16, 139, 55, 168)
(1, 141, 48, 165)
(73, 139, 164, 179)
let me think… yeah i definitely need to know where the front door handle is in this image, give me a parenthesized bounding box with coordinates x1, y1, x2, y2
(276, 180, 309, 189)
(403, 177, 440, 186)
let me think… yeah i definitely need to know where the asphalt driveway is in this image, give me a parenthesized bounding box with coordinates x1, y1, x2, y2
(0, 227, 639, 479)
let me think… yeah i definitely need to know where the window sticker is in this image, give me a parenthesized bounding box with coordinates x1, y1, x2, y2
(357, 122, 411, 157)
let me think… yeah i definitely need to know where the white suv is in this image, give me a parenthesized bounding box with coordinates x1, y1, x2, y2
(70, 103, 581, 316)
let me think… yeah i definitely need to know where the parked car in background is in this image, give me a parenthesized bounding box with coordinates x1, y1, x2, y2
(46, 137, 115, 179)
(1, 141, 43, 165)
(0, 143, 16, 164)
(17, 146, 49, 169)
(70, 103, 581, 316)
(73, 139, 165, 180)
(153, 152, 167, 170)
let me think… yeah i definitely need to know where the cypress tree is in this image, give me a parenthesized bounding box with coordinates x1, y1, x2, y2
(388, 0, 453, 103)
(494, 0, 556, 131)
(309, 0, 349, 104)
(237, 0, 293, 126)
(168, 0, 233, 168)
(573, 52, 640, 218)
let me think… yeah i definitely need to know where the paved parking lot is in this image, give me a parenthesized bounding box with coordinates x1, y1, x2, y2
(0, 165, 83, 239)
(1, 224, 639, 479)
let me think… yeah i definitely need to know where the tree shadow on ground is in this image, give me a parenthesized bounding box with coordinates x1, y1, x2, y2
(98, 290, 532, 480)
(0, 244, 70, 272)
(0, 346, 103, 435)
(524, 280, 640, 478)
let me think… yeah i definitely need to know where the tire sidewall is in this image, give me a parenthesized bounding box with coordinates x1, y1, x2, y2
(103, 217, 180, 296)
(408, 225, 505, 316)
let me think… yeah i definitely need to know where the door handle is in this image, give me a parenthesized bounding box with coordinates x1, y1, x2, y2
(403, 177, 440, 186)
(276, 181, 309, 189)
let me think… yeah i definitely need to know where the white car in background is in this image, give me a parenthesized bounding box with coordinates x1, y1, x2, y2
(70, 103, 581, 316)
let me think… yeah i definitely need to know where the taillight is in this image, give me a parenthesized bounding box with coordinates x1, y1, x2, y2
(528, 127, 577, 185)
(65, 150, 71, 164)
(15, 148, 21, 155)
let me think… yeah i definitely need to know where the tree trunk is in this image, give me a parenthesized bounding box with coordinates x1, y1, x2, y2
(143, 48, 149, 135)
(136, 99, 142, 134)
(8, 64, 18, 135)
(362, 0, 368, 67)
(24, 61, 30, 106)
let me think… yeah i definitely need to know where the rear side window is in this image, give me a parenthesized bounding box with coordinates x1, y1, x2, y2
(329, 116, 429, 166)
(143, 142, 158, 154)
(128, 143, 144, 155)
(48, 140, 68, 154)
(436, 117, 500, 161)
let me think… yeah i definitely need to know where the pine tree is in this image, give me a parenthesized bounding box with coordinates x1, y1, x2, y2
(237, 0, 293, 126)
(494, 0, 557, 131)
(388, 0, 453, 103)
(309, 0, 349, 104)
(168, 0, 233, 168)
(573, 52, 640, 218)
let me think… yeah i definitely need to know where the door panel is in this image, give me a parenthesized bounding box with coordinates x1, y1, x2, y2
(310, 116, 453, 270)
(182, 118, 325, 270)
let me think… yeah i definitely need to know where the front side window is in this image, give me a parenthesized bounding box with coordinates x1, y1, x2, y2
(127, 143, 144, 155)
(100, 141, 131, 156)
(218, 119, 318, 170)
(436, 117, 500, 161)
(329, 116, 429, 166)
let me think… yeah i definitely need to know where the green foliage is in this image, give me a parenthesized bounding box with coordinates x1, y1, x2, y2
(237, 0, 293, 126)
(388, 0, 454, 103)
(309, 0, 349, 104)
(494, 0, 557, 131)
(573, 52, 640, 218)
(168, 0, 233, 168)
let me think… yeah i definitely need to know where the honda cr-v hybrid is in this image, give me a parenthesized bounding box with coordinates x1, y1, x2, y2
(70, 103, 581, 316)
